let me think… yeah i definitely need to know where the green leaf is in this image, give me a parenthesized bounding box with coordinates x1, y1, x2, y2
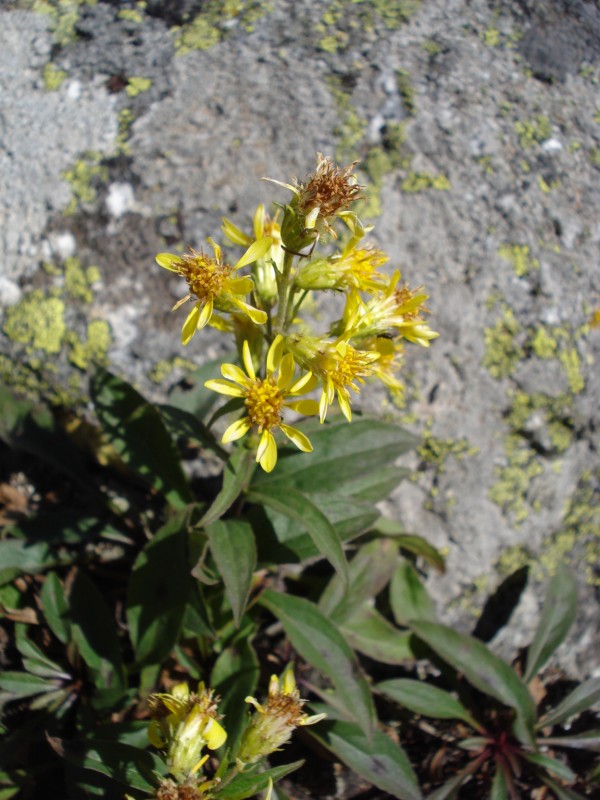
(259, 590, 375, 735)
(207, 519, 257, 626)
(15, 627, 70, 680)
(524, 566, 578, 682)
(340, 607, 416, 664)
(376, 679, 479, 728)
(409, 621, 536, 746)
(319, 539, 399, 622)
(0, 672, 58, 700)
(537, 677, 600, 728)
(426, 772, 467, 800)
(200, 447, 257, 527)
(0, 387, 91, 491)
(490, 767, 508, 800)
(248, 486, 348, 585)
(0, 539, 54, 585)
(524, 752, 576, 783)
(540, 729, 600, 751)
(47, 737, 166, 792)
(127, 511, 191, 666)
(212, 761, 303, 800)
(252, 417, 417, 495)
(309, 720, 422, 800)
(255, 493, 378, 563)
(390, 561, 436, 626)
(68, 569, 125, 690)
(90, 367, 193, 509)
(541, 776, 587, 800)
(40, 572, 71, 644)
(158, 403, 228, 460)
(210, 640, 259, 753)
(373, 519, 446, 572)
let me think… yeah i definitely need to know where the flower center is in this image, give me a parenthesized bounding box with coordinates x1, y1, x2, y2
(176, 252, 232, 302)
(330, 346, 375, 391)
(245, 377, 285, 431)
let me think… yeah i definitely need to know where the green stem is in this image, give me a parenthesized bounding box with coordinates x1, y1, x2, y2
(273, 250, 295, 334)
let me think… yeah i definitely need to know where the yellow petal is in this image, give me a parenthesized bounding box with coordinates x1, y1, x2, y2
(222, 216, 252, 246)
(256, 430, 277, 472)
(204, 378, 245, 397)
(204, 718, 227, 750)
(267, 334, 284, 375)
(319, 390, 329, 423)
(156, 252, 181, 271)
(337, 388, 352, 421)
(242, 340, 256, 380)
(276, 352, 295, 389)
(197, 298, 213, 329)
(280, 664, 297, 695)
(234, 299, 268, 324)
(289, 371, 318, 394)
(280, 423, 313, 453)
(206, 237, 222, 262)
(222, 417, 251, 443)
(182, 304, 201, 345)
(221, 363, 252, 386)
(286, 399, 319, 416)
(253, 203, 265, 239)
(228, 275, 255, 294)
(235, 236, 273, 269)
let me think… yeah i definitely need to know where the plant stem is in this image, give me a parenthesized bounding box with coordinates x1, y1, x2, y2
(273, 250, 295, 334)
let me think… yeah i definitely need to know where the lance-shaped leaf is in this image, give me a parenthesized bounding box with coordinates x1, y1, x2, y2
(47, 737, 166, 792)
(524, 566, 578, 682)
(158, 403, 228, 460)
(340, 607, 416, 664)
(319, 539, 399, 622)
(210, 638, 259, 752)
(409, 621, 536, 746)
(540, 730, 600, 752)
(259, 590, 374, 735)
(91, 367, 193, 509)
(373, 518, 446, 572)
(200, 447, 256, 527)
(212, 761, 303, 800)
(537, 677, 600, 729)
(376, 679, 480, 729)
(248, 486, 347, 585)
(524, 752, 576, 783)
(40, 572, 71, 644)
(309, 720, 422, 800)
(541, 776, 587, 800)
(207, 519, 256, 626)
(390, 561, 436, 626)
(127, 511, 191, 666)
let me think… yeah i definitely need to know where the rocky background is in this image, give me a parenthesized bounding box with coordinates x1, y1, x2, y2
(1, 0, 599, 678)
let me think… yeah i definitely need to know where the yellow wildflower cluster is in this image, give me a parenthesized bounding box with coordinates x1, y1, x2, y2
(147, 666, 321, 799)
(157, 154, 438, 472)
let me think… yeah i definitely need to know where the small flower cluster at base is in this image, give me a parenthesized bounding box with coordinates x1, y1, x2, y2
(236, 664, 326, 766)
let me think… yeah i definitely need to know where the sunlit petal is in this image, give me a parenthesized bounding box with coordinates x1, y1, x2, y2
(204, 378, 245, 397)
(253, 203, 265, 239)
(257, 430, 277, 472)
(228, 276, 255, 294)
(206, 237, 222, 262)
(222, 216, 252, 246)
(234, 299, 268, 324)
(276, 352, 295, 388)
(286, 399, 319, 416)
(181, 303, 201, 345)
(221, 363, 252, 386)
(337, 389, 352, 421)
(289, 371, 318, 394)
(222, 417, 251, 443)
(156, 252, 181, 271)
(280, 423, 313, 453)
(204, 718, 227, 750)
(266, 335, 284, 374)
(197, 298, 213, 329)
(242, 340, 256, 380)
(235, 236, 273, 269)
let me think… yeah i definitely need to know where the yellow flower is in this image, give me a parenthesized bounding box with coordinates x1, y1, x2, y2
(204, 336, 319, 472)
(364, 336, 405, 393)
(287, 335, 379, 422)
(156, 237, 272, 345)
(341, 271, 439, 347)
(148, 682, 227, 782)
(295, 242, 388, 292)
(236, 664, 326, 765)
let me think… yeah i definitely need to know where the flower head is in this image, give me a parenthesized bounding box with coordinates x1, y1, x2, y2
(266, 154, 364, 243)
(148, 682, 227, 782)
(156, 237, 272, 345)
(236, 664, 326, 765)
(287, 335, 379, 422)
(341, 271, 439, 347)
(295, 242, 388, 292)
(204, 336, 319, 472)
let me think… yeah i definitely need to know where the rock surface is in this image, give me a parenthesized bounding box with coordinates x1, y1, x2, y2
(1, 0, 598, 677)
